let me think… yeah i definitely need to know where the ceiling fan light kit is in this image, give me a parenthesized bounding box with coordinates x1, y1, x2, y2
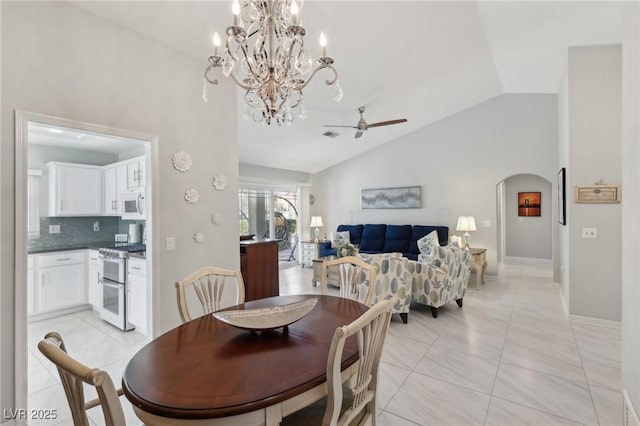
(324, 106, 408, 139)
(203, 0, 343, 126)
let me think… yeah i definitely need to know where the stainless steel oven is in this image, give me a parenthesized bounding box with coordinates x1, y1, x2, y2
(99, 248, 135, 331)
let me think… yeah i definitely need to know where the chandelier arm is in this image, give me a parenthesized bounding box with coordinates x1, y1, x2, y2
(281, 35, 301, 83)
(236, 41, 266, 83)
(293, 64, 338, 91)
(204, 64, 219, 85)
(227, 69, 260, 91)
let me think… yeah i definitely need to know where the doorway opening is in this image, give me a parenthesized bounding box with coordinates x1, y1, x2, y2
(14, 111, 159, 420)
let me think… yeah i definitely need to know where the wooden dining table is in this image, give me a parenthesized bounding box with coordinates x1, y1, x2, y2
(122, 294, 369, 426)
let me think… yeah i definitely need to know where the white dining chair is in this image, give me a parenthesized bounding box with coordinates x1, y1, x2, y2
(37, 332, 127, 426)
(282, 298, 395, 426)
(320, 256, 376, 306)
(175, 266, 246, 323)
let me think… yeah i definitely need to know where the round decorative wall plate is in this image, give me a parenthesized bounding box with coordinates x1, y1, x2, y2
(211, 213, 223, 225)
(213, 174, 228, 191)
(194, 232, 205, 243)
(172, 151, 192, 172)
(185, 188, 200, 204)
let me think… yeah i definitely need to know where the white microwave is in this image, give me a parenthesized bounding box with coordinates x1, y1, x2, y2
(121, 191, 145, 220)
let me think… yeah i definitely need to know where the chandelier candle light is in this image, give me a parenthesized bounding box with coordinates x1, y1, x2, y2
(456, 216, 476, 248)
(203, 0, 343, 125)
(310, 216, 323, 243)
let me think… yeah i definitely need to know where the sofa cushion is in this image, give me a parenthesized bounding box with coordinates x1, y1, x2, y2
(360, 224, 387, 252)
(409, 226, 449, 254)
(337, 224, 364, 246)
(382, 225, 412, 253)
(330, 231, 350, 248)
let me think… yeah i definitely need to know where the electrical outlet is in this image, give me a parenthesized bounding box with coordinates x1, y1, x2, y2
(166, 237, 176, 251)
(483, 220, 491, 228)
(93, 221, 100, 232)
(49, 225, 60, 234)
(582, 228, 598, 239)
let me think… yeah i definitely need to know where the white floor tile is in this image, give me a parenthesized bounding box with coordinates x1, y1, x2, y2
(485, 397, 584, 426)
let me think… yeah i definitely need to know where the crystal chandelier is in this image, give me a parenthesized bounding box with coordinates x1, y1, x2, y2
(202, 0, 343, 126)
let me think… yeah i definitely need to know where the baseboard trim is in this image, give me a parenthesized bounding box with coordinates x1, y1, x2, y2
(28, 304, 91, 323)
(504, 256, 552, 264)
(569, 314, 621, 329)
(624, 389, 640, 426)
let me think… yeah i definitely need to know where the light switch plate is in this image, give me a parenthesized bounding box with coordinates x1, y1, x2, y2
(49, 224, 60, 234)
(93, 221, 100, 232)
(166, 237, 176, 251)
(483, 220, 491, 228)
(582, 228, 597, 239)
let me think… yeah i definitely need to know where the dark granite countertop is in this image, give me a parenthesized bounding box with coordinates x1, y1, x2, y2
(129, 251, 146, 260)
(28, 241, 145, 254)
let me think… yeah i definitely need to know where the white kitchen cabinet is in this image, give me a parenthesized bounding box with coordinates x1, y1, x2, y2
(87, 249, 101, 310)
(127, 257, 147, 335)
(127, 157, 145, 189)
(104, 164, 128, 216)
(38, 251, 86, 313)
(27, 255, 36, 316)
(47, 162, 103, 216)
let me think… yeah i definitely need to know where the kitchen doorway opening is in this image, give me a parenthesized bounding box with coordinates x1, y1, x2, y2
(14, 111, 159, 417)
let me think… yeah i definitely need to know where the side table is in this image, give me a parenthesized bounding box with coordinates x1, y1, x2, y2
(311, 256, 338, 286)
(469, 247, 487, 290)
(300, 241, 325, 267)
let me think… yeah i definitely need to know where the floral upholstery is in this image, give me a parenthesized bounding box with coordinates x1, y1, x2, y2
(408, 244, 471, 317)
(358, 253, 411, 323)
(416, 230, 440, 265)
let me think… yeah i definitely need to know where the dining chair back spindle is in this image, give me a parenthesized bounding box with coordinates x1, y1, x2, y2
(321, 256, 376, 306)
(37, 332, 127, 426)
(175, 266, 246, 323)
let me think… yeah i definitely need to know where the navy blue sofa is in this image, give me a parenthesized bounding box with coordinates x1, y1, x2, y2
(320, 224, 449, 261)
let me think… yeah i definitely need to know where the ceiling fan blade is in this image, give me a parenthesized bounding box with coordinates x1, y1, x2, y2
(367, 119, 408, 128)
(355, 131, 363, 139)
(323, 125, 359, 129)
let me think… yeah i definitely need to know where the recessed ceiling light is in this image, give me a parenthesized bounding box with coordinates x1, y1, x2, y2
(48, 128, 64, 134)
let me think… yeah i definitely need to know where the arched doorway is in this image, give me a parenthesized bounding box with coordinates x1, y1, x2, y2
(496, 174, 553, 264)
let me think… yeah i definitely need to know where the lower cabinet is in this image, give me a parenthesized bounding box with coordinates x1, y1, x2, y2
(127, 257, 147, 335)
(38, 252, 86, 313)
(87, 249, 101, 310)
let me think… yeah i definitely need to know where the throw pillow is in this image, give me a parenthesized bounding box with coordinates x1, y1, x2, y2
(330, 231, 350, 248)
(417, 230, 440, 254)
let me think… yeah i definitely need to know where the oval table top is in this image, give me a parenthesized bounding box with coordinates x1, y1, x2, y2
(122, 294, 368, 420)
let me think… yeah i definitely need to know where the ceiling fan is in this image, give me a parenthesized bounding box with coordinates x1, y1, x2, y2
(323, 106, 408, 139)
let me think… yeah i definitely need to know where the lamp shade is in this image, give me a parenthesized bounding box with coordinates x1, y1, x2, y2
(456, 216, 476, 232)
(310, 216, 324, 227)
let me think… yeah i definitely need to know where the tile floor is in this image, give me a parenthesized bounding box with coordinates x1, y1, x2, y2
(27, 259, 621, 425)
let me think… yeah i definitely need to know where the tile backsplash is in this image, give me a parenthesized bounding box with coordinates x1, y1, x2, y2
(29, 217, 120, 250)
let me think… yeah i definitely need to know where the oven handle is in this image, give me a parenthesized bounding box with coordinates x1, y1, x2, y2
(99, 279, 124, 290)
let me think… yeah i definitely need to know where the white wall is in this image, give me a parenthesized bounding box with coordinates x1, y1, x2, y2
(1, 2, 238, 415)
(622, 1, 640, 415)
(504, 174, 552, 260)
(559, 46, 622, 322)
(311, 94, 559, 274)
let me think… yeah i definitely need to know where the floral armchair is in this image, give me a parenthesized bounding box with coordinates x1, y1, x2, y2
(358, 253, 411, 324)
(407, 244, 471, 318)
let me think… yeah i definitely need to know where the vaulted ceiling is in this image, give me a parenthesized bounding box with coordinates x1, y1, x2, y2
(70, 1, 623, 173)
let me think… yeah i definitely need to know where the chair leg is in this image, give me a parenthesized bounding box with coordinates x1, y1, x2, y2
(400, 313, 408, 324)
(430, 306, 438, 318)
(456, 298, 463, 307)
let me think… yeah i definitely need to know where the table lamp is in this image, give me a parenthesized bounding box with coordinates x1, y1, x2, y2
(456, 216, 476, 248)
(310, 216, 324, 243)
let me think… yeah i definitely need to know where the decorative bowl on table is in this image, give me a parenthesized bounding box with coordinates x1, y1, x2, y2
(212, 298, 318, 331)
(239, 234, 255, 241)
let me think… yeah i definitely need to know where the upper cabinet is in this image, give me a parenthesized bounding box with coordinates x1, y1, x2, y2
(127, 157, 145, 189)
(104, 164, 128, 216)
(47, 162, 103, 216)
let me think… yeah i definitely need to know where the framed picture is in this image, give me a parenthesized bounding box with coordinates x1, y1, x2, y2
(361, 186, 421, 209)
(558, 168, 566, 225)
(518, 192, 541, 217)
(575, 185, 621, 203)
